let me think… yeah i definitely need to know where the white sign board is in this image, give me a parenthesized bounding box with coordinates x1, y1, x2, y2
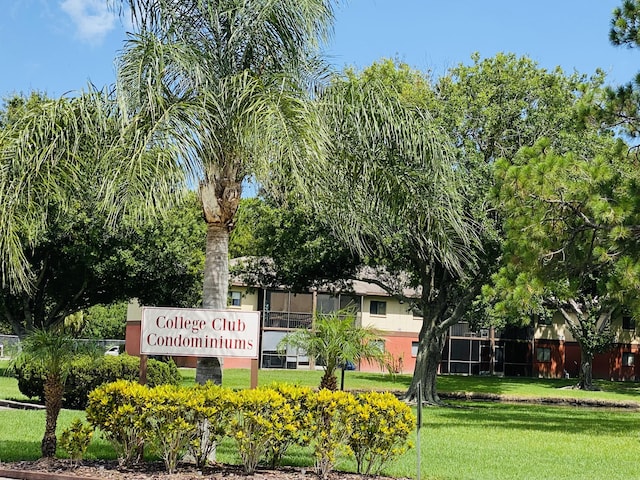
(141, 306, 260, 358)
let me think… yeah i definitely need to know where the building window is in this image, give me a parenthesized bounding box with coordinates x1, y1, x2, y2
(411, 341, 419, 357)
(339, 294, 361, 312)
(536, 347, 551, 362)
(228, 291, 242, 307)
(369, 300, 386, 316)
(623, 315, 636, 331)
(370, 339, 385, 352)
(623, 352, 635, 367)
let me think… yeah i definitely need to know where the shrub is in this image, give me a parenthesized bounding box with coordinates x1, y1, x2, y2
(229, 387, 296, 474)
(84, 381, 411, 477)
(64, 355, 104, 409)
(85, 380, 150, 466)
(307, 389, 358, 479)
(146, 357, 181, 387)
(187, 383, 234, 468)
(14, 354, 181, 409)
(349, 391, 415, 475)
(265, 383, 314, 467)
(12, 356, 46, 400)
(143, 384, 199, 474)
(59, 418, 94, 463)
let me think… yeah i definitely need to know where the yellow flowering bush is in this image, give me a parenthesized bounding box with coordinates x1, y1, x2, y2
(264, 383, 314, 467)
(187, 382, 234, 468)
(86, 380, 150, 466)
(142, 384, 200, 474)
(228, 387, 295, 474)
(307, 389, 358, 479)
(84, 381, 413, 477)
(349, 391, 415, 475)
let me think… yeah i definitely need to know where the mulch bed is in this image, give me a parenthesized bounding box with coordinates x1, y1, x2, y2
(0, 459, 405, 480)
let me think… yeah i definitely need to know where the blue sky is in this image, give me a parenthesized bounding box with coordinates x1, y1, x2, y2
(0, 0, 637, 100)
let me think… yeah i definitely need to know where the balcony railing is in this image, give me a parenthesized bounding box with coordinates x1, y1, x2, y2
(449, 322, 489, 338)
(263, 311, 313, 329)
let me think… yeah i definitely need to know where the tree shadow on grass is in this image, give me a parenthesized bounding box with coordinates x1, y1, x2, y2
(426, 402, 640, 436)
(348, 372, 412, 389)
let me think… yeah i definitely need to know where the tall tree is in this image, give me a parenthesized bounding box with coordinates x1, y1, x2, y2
(301, 63, 482, 405)
(111, 0, 334, 384)
(488, 138, 640, 389)
(598, 1, 640, 140)
(0, 95, 205, 339)
(298, 56, 610, 404)
(428, 54, 609, 396)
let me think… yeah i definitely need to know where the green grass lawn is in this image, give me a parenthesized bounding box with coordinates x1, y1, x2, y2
(182, 367, 640, 404)
(1, 365, 639, 479)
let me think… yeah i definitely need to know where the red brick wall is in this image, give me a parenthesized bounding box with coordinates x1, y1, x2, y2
(359, 333, 418, 374)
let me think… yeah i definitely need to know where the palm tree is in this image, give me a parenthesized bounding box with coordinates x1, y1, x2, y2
(278, 310, 388, 390)
(302, 67, 482, 404)
(0, 93, 118, 296)
(110, 0, 335, 384)
(17, 329, 92, 457)
(0, 91, 181, 336)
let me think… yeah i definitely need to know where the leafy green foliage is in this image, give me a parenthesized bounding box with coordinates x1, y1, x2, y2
(307, 389, 358, 479)
(599, 1, 640, 139)
(488, 138, 640, 388)
(278, 310, 389, 391)
(349, 391, 414, 475)
(421, 53, 614, 396)
(81, 303, 127, 340)
(610, 0, 640, 48)
(86, 380, 149, 465)
(59, 418, 94, 463)
(263, 383, 315, 467)
(229, 387, 296, 474)
(0, 94, 205, 336)
(143, 384, 200, 474)
(230, 197, 359, 290)
(14, 354, 181, 409)
(187, 383, 235, 468)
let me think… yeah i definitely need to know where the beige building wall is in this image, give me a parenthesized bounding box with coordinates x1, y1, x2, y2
(228, 286, 260, 311)
(127, 299, 143, 323)
(534, 312, 575, 342)
(534, 311, 640, 345)
(361, 296, 421, 334)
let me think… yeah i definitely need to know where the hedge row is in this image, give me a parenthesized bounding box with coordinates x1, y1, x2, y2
(85, 381, 415, 478)
(14, 354, 181, 409)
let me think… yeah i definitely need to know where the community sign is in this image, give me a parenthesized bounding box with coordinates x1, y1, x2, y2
(140, 306, 260, 358)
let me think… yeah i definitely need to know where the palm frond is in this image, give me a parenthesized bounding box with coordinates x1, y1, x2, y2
(302, 77, 482, 278)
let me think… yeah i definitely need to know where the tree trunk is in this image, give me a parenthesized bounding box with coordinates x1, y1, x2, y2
(320, 369, 338, 391)
(558, 301, 613, 392)
(41, 375, 63, 458)
(578, 348, 595, 390)
(196, 223, 230, 386)
(406, 318, 446, 405)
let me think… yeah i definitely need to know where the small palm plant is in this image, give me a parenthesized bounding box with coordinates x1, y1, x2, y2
(17, 327, 96, 458)
(278, 309, 389, 390)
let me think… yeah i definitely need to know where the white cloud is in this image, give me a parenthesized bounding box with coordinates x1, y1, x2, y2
(60, 0, 117, 44)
